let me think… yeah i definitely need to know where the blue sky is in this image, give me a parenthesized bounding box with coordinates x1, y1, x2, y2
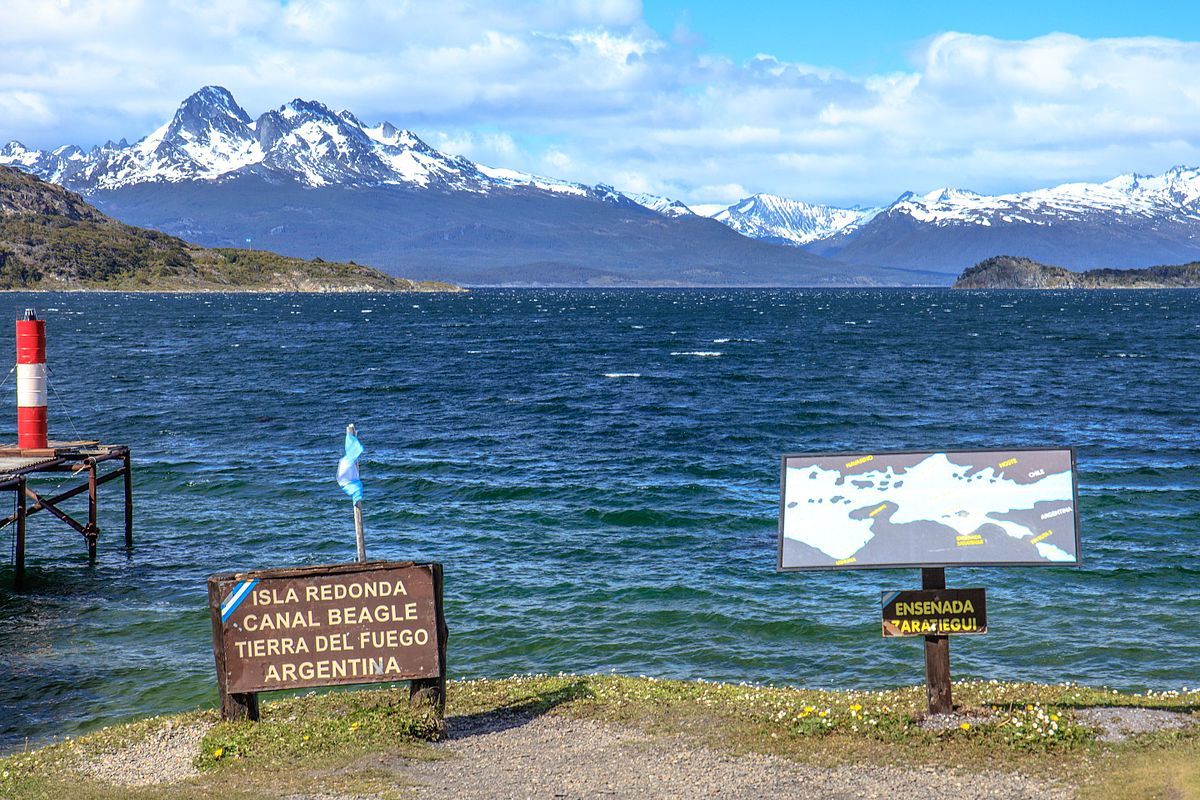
(4, 1, 1200, 207)
(645, 0, 1200, 72)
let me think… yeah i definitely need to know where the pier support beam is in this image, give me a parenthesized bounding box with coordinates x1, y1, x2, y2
(86, 459, 98, 561)
(123, 450, 133, 548)
(1, 445, 132, 578)
(14, 477, 26, 588)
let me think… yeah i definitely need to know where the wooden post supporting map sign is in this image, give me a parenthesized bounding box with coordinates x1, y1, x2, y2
(921, 568, 953, 714)
(880, 571, 989, 714)
(777, 448, 1081, 717)
(207, 560, 448, 721)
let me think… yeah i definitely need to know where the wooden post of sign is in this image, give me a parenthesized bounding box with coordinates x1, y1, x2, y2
(207, 577, 260, 721)
(348, 424, 366, 563)
(410, 562, 448, 717)
(922, 567, 953, 714)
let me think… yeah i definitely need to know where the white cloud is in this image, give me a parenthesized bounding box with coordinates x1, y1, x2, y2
(542, 148, 574, 173)
(0, 91, 56, 127)
(429, 130, 526, 169)
(3, 4, 1200, 206)
(692, 184, 751, 205)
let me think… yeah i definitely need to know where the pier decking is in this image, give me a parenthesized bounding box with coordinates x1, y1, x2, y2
(0, 440, 131, 586)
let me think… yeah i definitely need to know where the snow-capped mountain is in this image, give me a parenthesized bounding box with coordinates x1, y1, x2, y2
(627, 192, 694, 218)
(705, 170, 1200, 271)
(829, 169, 1200, 270)
(883, 169, 1200, 227)
(0, 86, 644, 207)
(708, 169, 1200, 247)
(9, 84, 1200, 278)
(0, 86, 878, 286)
(709, 193, 876, 245)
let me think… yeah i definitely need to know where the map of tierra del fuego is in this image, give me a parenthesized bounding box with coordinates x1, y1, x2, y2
(780, 449, 1079, 569)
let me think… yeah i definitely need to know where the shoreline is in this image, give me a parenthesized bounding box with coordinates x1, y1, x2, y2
(8, 284, 1200, 292)
(2, 674, 1196, 798)
(0, 285, 467, 294)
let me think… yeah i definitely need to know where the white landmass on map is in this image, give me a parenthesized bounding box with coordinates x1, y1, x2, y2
(782, 453, 1074, 561)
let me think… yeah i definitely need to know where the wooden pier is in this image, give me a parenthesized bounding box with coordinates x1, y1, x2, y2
(0, 440, 132, 587)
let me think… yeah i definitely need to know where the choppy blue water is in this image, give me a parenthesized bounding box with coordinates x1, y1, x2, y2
(0, 289, 1197, 750)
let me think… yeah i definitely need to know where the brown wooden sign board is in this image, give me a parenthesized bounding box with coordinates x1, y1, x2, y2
(207, 560, 447, 721)
(881, 588, 987, 637)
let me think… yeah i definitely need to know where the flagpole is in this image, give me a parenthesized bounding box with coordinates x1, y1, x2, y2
(348, 423, 366, 562)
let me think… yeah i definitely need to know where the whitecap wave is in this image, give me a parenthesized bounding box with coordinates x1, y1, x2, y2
(671, 351, 722, 357)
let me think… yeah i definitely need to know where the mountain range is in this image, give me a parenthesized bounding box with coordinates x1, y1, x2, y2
(698, 172, 1200, 272)
(783, 173, 1200, 271)
(5, 86, 1200, 284)
(2, 87, 908, 286)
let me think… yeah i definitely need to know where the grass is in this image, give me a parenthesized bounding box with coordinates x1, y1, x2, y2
(1, 675, 1196, 799)
(195, 687, 444, 770)
(0, 689, 442, 800)
(1078, 740, 1200, 800)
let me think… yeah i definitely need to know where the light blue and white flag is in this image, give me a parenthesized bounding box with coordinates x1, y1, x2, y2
(336, 430, 364, 503)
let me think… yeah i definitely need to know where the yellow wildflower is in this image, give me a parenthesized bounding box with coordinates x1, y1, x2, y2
(960, 722, 971, 731)
(213, 747, 225, 760)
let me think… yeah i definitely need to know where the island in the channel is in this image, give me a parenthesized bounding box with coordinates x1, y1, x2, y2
(953, 254, 1200, 289)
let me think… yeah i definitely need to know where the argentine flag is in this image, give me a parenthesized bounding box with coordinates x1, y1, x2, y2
(336, 430, 364, 503)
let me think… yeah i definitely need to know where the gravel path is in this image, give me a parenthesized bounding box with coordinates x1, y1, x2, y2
(389, 714, 1073, 800)
(76, 706, 1197, 797)
(1073, 707, 1198, 742)
(75, 720, 212, 787)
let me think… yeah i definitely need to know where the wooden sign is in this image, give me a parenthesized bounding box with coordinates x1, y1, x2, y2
(881, 587, 987, 637)
(207, 560, 447, 721)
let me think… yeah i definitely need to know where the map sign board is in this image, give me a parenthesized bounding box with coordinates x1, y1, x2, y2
(208, 561, 445, 697)
(778, 448, 1080, 571)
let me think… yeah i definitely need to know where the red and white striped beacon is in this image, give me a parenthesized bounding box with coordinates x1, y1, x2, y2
(16, 308, 48, 450)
